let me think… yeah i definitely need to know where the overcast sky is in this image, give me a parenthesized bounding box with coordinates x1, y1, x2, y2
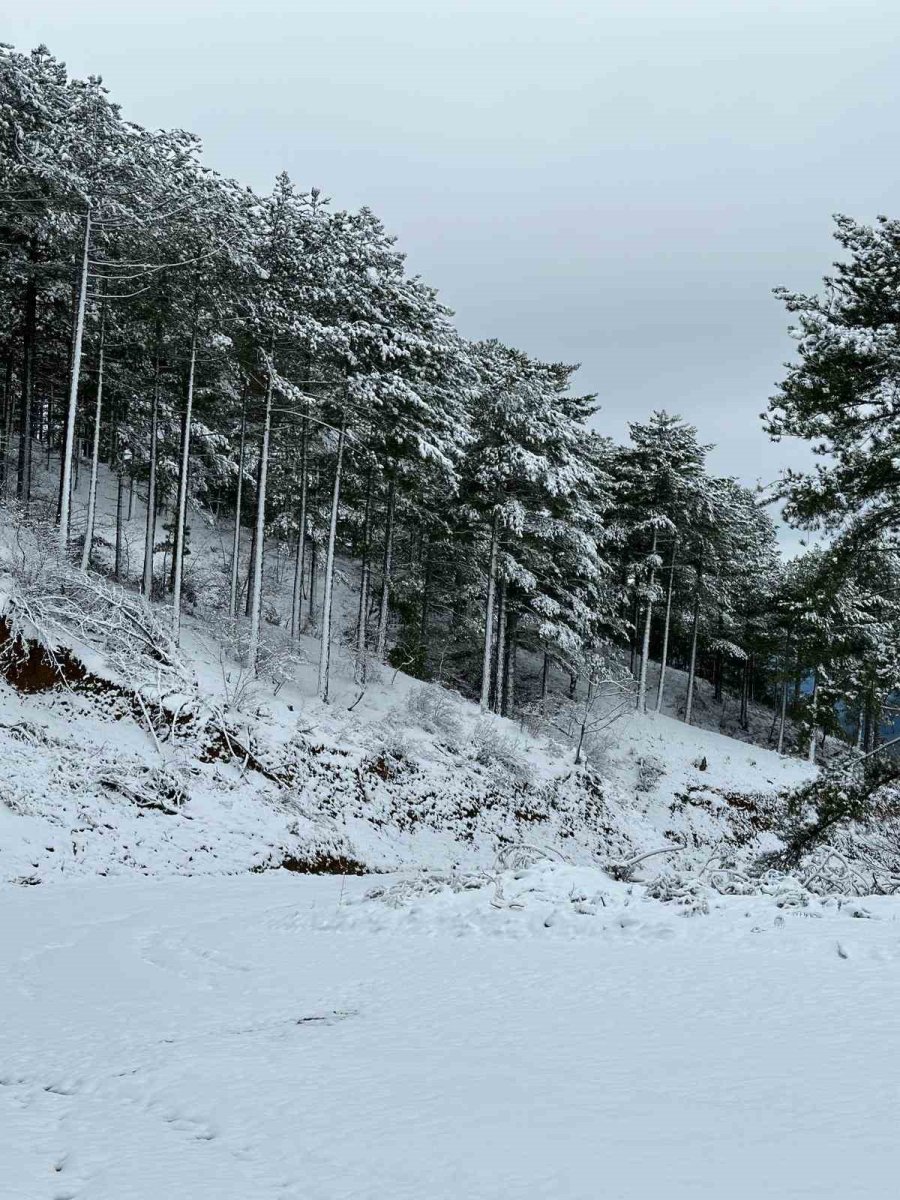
(11, 0, 900, 536)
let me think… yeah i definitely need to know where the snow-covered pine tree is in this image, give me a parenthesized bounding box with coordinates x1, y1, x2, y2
(615, 412, 711, 713)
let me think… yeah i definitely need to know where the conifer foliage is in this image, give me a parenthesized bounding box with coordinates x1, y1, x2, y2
(3, 41, 878, 762)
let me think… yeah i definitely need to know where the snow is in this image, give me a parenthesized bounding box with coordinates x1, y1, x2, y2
(0, 461, 817, 887)
(0, 654, 816, 886)
(4, 456, 884, 1197)
(3, 869, 898, 1199)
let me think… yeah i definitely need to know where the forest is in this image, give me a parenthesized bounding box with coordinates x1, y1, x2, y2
(3, 43, 900, 764)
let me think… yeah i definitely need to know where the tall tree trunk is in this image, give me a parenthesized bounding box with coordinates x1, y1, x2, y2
(503, 608, 518, 718)
(0, 357, 6, 488)
(629, 592, 640, 677)
(80, 305, 105, 571)
(355, 470, 373, 683)
(494, 578, 507, 715)
(0, 356, 6, 444)
(56, 281, 78, 519)
(171, 326, 197, 644)
(807, 669, 819, 764)
(636, 529, 658, 713)
(142, 342, 161, 597)
(244, 449, 263, 618)
(317, 414, 346, 702)
(169, 400, 188, 591)
(37, 368, 46, 445)
(45, 379, 54, 469)
(375, 476, 396, 659)
(248, 359, 274, 676)
(740, 655, 751, 730)
(228, 385, 248, 619)
(419, 531, 433, 660)
(654, 537, 677, 714)
(684, 569, 702, 725)
(777, 638, 790, 754)
(114, 469, 125, 580)
(309, 540, 318, 625)
(290, 408, 309, 638)
(59, 206, 91, 553)
(541, 651, 550, 716)
(479, 510, 500, 712)
(575, 678, 593, 765)
(16, 273, 37, 505)
(0, 355, 13, 495)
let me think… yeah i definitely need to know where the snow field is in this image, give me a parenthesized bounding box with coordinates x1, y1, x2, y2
(2, 869, 899, 1200)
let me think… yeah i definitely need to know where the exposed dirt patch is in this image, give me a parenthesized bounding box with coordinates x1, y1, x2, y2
(253, 852, 370, 876)
(362, 753, 406, 782)
(0, 617, 91, 692)
(0, 620, 137, 725)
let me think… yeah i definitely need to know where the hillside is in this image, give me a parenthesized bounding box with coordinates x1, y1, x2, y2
(0, 455, 822, 888)
(0, 451, 825, 883)
(0, 645, 814, 886)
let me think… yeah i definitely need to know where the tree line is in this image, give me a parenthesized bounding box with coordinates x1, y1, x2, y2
(2, 43, 897, 758)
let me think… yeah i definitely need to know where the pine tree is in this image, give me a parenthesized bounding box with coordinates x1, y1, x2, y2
(615, 412, 712, 713)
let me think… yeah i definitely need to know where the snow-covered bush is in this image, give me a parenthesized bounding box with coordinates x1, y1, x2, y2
(365, 872, 484, 909)
(373, 721, 414, 764)
(208, 613, 306, 708)
(636, 755, 666, 794)
(181, 556, 231, 616)
(219, 663, 264, 717)
(758, 871, 809, 908)
(520, 649, 633, 764)
(766, 756, 900, 870)
(469, 718, 528, 778)
(96, 762, 190, 813)
(644, 871, 710, 916)
(404, 684, 465, 742)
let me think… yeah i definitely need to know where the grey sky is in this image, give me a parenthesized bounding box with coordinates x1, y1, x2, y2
(11, 0, 900, 537)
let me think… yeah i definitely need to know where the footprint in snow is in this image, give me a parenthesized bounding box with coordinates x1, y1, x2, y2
(295, 1009, 356, 1027)
(43, 1078, 82, 1097)
(160, 1109, 219, 1142)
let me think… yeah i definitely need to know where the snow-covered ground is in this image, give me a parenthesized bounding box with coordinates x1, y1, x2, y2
(0, 655, 814, 885)
(5, 457, 892, 1198)
(1, 459, 816, 884)
(3, 867, 898, 1200)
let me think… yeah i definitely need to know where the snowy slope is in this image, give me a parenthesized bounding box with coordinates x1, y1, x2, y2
(0, 653, 814, 886)
(1, 456, 818, 887)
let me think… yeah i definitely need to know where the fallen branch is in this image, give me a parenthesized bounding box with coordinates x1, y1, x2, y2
(606, 838, 685, 881)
